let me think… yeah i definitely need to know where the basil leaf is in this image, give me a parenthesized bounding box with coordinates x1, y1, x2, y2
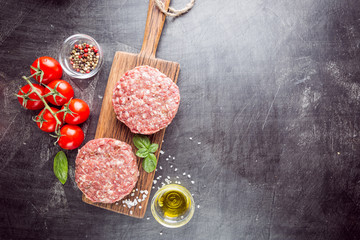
(143, 153, 157, 173)
(148, 143, 159, 153)
(53, 151, 68, 184)
(136, 148, 149, 158)
(133, 135, 151, 149)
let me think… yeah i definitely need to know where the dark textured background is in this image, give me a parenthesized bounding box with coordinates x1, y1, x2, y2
(1, 0, 360, 239)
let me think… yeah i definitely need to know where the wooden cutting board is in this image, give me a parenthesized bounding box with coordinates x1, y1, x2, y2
(82, 0, 180, 218)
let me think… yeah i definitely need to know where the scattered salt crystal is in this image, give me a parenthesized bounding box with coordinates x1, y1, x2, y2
(160, 232, 163, 236)
(173, 157, 175, 159)
(152, 186, 155, 189)
(160, 150, 164, 154)
(140, 190, 144, 194)
(178, 181, 181, 184)
(115, 202, 119, 205)
(139, 206, 142, 209)
(187, 174, 191, 178)
(166, 158, 169, 161)
(144, 190, 148, 194)
(132, 190, 135, 193)
(191, 181, 195, 184)
(197, 205, 200, 209)
(155, 169, 157, 172)
(183, 172, 186, 176)
(174, 168, 178, 171)
(162, 140, 164, 142)
(123, 205, 126, 207)
(153, 180, 157, 184)
(159, 166, 163, 170)
(138, 199, 141, 202)
(191, 194, 194, 196)
(189, 137, 193, 140)
(176, 176, 179, 179)
(198, 142, 201, 145)
(181, 216, 184, 219)
(136, 196, 139, 199)
(130, 211, 133, 214)
(170, 165, 173, 168)
(167, 176, 170, 179)
(147, 217, 150, 220)
(161, 182, 165, 186)
(122, 201, 125, 203)
(136, 188, 138, 191)
(131, 193, 135, 196)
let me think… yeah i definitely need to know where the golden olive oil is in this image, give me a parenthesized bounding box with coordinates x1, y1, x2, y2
(158, 190, 189, 218)
(151, 184, 195, 228)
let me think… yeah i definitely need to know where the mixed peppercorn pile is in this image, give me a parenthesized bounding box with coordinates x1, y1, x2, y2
(69, 43, 99, 74)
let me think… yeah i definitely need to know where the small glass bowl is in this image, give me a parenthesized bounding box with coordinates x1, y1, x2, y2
(59, 34, 103, 79)
(151, 184, 195, 228)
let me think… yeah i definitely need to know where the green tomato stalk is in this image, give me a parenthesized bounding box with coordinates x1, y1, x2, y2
(21, 75, 62, 130)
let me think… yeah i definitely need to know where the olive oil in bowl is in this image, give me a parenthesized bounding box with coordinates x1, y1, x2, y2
(151, 184, 195, 228)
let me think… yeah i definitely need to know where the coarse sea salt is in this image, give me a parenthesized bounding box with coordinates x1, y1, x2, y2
(160, 150, 164, 154)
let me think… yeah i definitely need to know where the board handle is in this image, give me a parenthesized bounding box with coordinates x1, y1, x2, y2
(140, 0, 171, 59)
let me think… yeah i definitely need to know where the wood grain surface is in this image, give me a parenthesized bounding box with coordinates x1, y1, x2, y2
(82, 0, 179, 218)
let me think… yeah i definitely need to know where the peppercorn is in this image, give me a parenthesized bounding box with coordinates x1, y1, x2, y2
(70, 42, 99, 74)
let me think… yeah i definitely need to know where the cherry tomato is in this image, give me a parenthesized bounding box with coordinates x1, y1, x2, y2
(35, 107, 64, 132)
(44, 80, 74, 106)
(30, 56, 63, 85)
(61, 99, 90, 125)
(17, 84, 45, 110)
(58, 125, 84, 150)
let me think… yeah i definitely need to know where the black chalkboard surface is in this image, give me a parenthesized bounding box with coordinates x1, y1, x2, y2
(0, 0, 360, 239)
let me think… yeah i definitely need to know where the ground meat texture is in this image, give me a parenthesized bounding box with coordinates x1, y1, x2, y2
(75, 138, 139, 203)
(112, 66, 180, 134)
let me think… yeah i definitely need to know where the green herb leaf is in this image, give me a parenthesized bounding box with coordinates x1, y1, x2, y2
(148, 143, 159, 153)
(133, 135, 151, 149)
(136, 148, 149, 158)
(53, 151, 68, 184)
(143, 153, 157, 173)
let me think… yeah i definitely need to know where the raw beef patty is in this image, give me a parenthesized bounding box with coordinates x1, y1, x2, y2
(112, 66, 180, 134)
(75, 138, 139, 203)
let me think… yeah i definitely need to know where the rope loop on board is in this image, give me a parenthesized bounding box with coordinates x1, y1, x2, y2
(154, 0, 195, 17)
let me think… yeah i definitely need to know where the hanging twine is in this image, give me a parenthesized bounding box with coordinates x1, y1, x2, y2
(154, 0, 195, 17)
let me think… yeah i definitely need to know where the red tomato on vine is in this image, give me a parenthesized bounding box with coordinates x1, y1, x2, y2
(17, 84, 45, 110)
(35, 107, 64, 132)
(61, 99, 90, 125)
(44, 80, 74, 106)
(57, 125, 84, 150)
(30, 56, 63, 85)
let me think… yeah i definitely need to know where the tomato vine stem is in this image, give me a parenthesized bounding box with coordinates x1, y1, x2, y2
(21, 76, 62, 129)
